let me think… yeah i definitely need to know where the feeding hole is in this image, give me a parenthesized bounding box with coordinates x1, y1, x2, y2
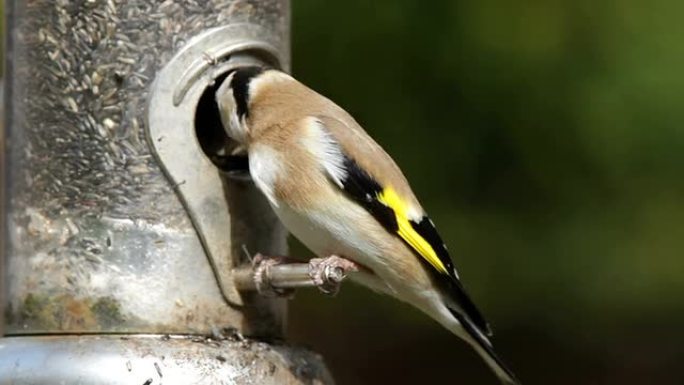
(194, 72, 249, 175)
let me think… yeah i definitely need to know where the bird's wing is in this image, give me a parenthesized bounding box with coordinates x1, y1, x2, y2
(311, 115, 492, 335)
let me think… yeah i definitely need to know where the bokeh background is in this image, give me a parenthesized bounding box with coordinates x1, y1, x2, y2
(1, 1, 681, 384)
(287, 1, 684, 384)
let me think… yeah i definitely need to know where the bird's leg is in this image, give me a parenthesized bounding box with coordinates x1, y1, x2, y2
(308, 255, 359, 296)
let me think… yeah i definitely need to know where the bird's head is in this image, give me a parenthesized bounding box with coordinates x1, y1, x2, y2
(215, 66, 266, 144)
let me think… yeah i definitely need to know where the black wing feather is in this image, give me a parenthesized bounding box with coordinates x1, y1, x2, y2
(338, 156, 399, 233)
(410, 216, 492, 335)
(336, 155, 492, 336)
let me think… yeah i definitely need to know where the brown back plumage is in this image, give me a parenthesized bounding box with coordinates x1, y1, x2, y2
(246, 70, 423, 214)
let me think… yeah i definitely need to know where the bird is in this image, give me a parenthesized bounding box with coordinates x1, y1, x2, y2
(215, 66, 519, 384)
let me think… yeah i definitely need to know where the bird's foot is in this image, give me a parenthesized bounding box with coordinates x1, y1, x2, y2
(245, 253, 357, 297)
(308, 255, 359, 296)
(252, 253, 296, 298)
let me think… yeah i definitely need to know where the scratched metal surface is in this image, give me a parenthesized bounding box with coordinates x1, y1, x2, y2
(3, 0, 290, 334)
(0, 335, 333, 385)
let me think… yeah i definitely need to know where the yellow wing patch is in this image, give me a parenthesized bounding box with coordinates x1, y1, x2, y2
(377, 187, 449, 274)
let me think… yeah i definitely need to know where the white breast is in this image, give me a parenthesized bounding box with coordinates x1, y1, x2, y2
(272, 196, 383, 268)
(248, 141, 384, 271)
(248, 144, 282, 207)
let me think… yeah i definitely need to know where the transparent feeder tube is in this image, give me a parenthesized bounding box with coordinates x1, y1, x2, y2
(0, 0, 333, 384)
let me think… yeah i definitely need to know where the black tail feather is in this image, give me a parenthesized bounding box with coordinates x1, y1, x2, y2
(448, 307, 520, 385)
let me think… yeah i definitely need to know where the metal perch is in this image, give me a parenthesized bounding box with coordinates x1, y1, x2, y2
(234, 254, 359, 296)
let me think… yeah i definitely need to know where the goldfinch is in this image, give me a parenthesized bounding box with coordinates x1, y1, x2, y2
(216, 67, 519, 384)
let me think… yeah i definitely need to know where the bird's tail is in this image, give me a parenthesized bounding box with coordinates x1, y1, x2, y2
(448, 308, 520, 385)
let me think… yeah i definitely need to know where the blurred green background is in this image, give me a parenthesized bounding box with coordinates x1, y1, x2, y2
(287, 1, 684, 384)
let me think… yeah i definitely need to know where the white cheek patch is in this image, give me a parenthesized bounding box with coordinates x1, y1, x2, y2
(215, 74, 249, 143)
(249, 145, 283, 207)
(301, 117, 347, 188)
(230, 112, 247, 143)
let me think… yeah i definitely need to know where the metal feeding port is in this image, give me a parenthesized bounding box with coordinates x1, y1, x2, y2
(146, 23, 288, 307)
(148, 24, 358, 302)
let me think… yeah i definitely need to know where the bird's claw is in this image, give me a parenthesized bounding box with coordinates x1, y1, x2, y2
(252, 253, 295, 298)
(308, 255, 359, 296)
